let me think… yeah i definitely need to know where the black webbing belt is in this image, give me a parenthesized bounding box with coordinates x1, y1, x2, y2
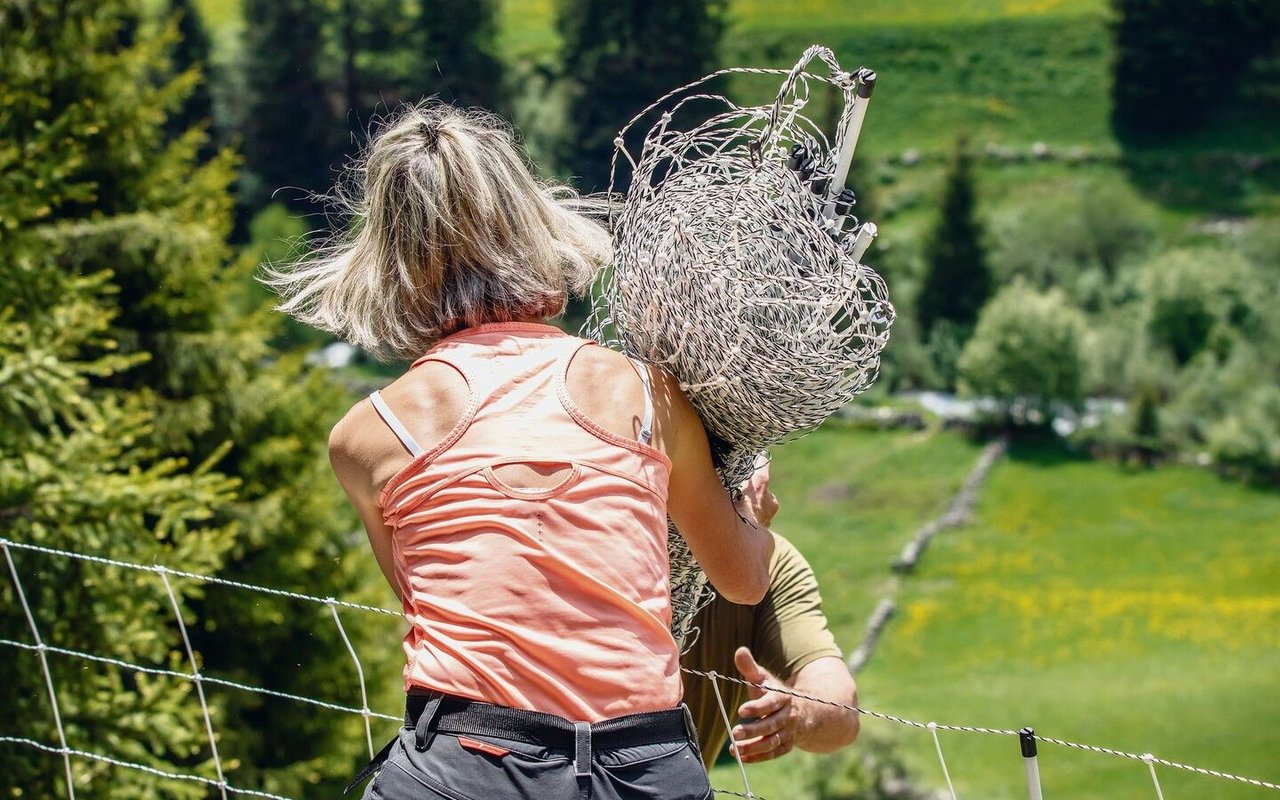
(345, 691, 693, 794)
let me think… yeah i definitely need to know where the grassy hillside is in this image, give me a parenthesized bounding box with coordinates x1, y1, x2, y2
(710, 433, 1280, 800)
(197, 0, 1114, 155)
(497, 0, 1107, 56)
(765, 424, 986, 641)
(500, 0, 1115, 151)
(195, 0, 1277, 215)
(861, 441, 1280, 799)
(726, 15, 1112, 156)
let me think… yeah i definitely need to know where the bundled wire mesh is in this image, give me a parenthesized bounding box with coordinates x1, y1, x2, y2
(586, 46, 895, 647)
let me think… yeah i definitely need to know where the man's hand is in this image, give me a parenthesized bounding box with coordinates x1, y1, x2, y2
(728, 648, 861, 763)
(727, 646, 795, 762)
(736, 457, 780, 530)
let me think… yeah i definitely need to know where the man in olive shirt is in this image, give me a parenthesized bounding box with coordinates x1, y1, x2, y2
(681, 532, 861, 765)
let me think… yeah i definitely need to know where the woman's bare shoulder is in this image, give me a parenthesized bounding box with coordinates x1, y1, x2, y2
(570, 340, 636, 376)
(571, 343, 686, 393)
(327, 397, 385, 468)
(382, 360, 468, 409)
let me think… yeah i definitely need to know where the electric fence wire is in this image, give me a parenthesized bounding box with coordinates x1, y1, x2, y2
(3, 537, 1278, 797)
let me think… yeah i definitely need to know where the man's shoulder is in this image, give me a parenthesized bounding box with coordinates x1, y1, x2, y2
(767, 534, 820, 598)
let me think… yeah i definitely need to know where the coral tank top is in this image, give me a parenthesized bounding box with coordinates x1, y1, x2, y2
(374, 323, 680, 721)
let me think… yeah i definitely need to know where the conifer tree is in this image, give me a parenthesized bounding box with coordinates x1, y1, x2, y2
(917, 138, 991, 337)
(331, 0, 415, 145)
(556, 0, 728, 191)
(242, 0, 339, 210)
(415, 0, 508, 113)
(166, 0, 216, 147)
(0, 4, 240, 795)
(1, 2, 396, 795)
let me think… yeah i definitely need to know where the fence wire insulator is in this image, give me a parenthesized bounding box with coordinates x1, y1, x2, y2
(1021, 727, 1044, 800)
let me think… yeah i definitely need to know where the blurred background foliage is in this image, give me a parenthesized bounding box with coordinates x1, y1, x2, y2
(1, 0, 1276, 796)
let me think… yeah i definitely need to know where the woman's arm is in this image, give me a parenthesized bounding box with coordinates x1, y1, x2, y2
(328, 404, 403, 602)
(656, 370, 774, 604)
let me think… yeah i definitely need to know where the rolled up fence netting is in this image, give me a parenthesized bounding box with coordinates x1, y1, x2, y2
(584, 45, 896, 648)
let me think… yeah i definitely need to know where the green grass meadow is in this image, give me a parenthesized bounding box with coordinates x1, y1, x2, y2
(727, 14, 1114, 155)
(765, 423, 987, 640)
(498, 0, 1116, 155)
(710, 431, 1280, 799)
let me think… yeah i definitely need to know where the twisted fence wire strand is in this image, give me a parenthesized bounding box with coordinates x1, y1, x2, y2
(0, 637, 402, 721)
(6, 540, 1279, 794)
(677, 668, 1280, 792)
(589, 47, 894, 646)
(601, 44, 891, 465)
(0, 537, 400, 617)
(0, 737, 296, 800)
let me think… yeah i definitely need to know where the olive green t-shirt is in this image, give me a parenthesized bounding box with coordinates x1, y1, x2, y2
(679, 534, 842, 764)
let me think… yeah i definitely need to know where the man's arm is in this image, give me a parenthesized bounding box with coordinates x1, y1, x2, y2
(728, 647, 859, 762)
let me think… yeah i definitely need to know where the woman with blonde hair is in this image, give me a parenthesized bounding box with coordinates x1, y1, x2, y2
(266, 102, 774, 800)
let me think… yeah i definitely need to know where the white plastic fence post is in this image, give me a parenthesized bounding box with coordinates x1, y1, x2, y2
(829, 67, 877, 195)
(1020, 727, 1044, 800)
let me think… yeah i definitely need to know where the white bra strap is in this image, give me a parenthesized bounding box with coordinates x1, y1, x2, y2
(369, 390, 424, 457)
(627, 358, 654, 446)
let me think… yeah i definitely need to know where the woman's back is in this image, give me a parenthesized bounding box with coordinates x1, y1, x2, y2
(371, 323, 679, 720)
(274, 102, 772, 799)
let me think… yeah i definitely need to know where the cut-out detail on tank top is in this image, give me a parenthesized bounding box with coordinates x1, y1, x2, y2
(374, 358, 479, 509)
(376, 331, 670, 511)
(483, 460, 581, 500)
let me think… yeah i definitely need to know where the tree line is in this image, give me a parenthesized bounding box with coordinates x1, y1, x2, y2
(1, 2, 395, 795)
(206, 0, 1280, 214)
(892, 134, 1278, 484)
(184, 0, 729, 214)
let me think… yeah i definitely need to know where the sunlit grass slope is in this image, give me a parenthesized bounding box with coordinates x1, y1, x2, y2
(727, 14, 1113, 157)
(767, 424, 986, 643)
(710, 436, 1279, 799)
(497, 0, 1106, 56)
(704, 424, 986, 797)
(855, 441, 1280, 799)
